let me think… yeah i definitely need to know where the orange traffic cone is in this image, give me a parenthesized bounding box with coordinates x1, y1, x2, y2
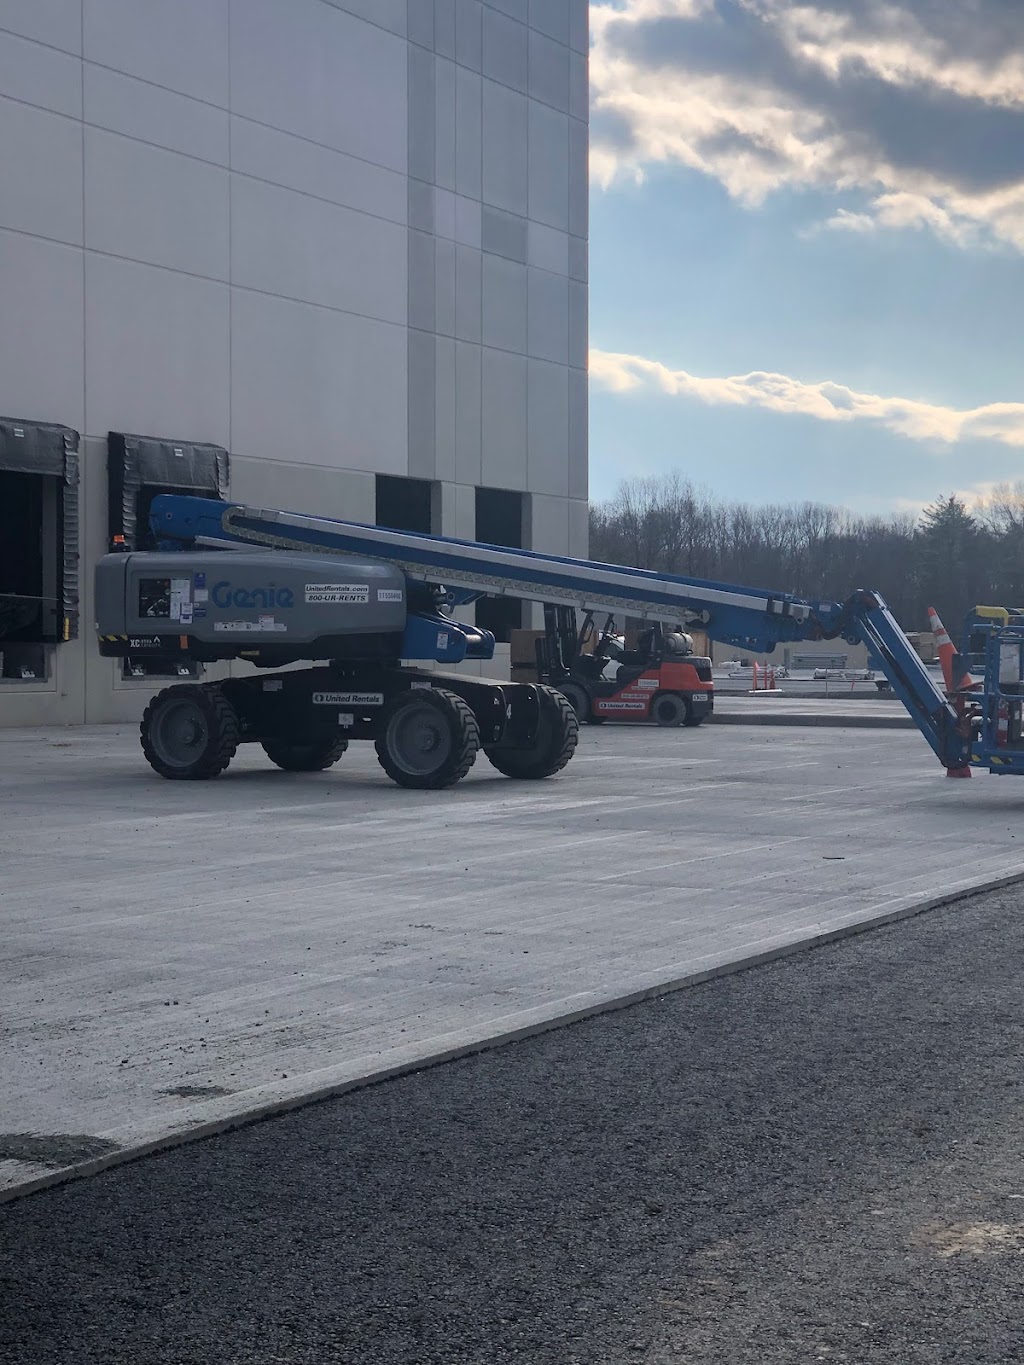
(927, 607, 977, 692)
(927, 607, 975, 778)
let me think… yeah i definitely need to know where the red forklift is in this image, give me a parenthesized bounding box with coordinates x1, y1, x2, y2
(536, 604, 714, 727)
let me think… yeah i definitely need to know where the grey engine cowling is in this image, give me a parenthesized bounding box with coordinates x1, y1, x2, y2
(95, 551, 407, 663)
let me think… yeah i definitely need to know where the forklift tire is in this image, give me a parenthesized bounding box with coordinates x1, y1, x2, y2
(486, 686, 579, 779)
(375, 687, 480, 789)
(651, 692, 686, 727)
(557, 681, 590, 722)
(262, 737, 349, 771)
(141, 683, 240, 780)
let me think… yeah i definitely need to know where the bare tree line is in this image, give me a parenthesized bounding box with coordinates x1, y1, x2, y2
(589, 474, 1024, 633)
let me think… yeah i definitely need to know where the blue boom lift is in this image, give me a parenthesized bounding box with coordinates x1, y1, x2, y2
(93, 495, 1023, 787)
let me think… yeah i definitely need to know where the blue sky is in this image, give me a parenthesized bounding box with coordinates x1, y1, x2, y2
(587, 0, 1024, 515)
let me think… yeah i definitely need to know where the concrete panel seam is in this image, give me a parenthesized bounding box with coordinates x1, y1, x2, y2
(0, 84, 82, 132)
(78, 243, 229, 293)
(0, 20, 80, 61)
(231, 109, 415, 184)
(5, 60, 435, 205)
(81, 56, 228, 117)
(0, 219, 84, 259)
(79, 249, 412, 335)
(316, 0, 407, 41)
(477, 72, 577, 120)
(82, 112, 228, 174)
(231, 163, 409, 233)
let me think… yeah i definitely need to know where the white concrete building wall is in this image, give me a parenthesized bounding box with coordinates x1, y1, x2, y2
(0, 0, 588, 725)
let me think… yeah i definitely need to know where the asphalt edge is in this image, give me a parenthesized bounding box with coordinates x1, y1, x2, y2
(6, 863, 1024, 1207)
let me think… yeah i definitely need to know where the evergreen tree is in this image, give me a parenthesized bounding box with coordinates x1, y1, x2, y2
(914, 494, 984, 629)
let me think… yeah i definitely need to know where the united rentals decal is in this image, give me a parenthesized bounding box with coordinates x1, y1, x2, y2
(313, 691, 384, 706)
(305, 583, 369, 605)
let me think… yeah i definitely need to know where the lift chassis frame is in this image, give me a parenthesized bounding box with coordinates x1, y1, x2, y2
(137, 663, 578, 789)
(221, 665, 536, 750)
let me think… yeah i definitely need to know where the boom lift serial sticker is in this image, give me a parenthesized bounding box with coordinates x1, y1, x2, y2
(305, 583, 369, 605)
(169, 577, 191, 622)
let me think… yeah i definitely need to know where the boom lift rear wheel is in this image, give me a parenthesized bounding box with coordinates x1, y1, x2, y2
(486, 686, 578, 779)
(375, 687, 480, 789)
(141, 683, 239, 780)
(262, 737, 349, 771)
(651, 692, 686, 727)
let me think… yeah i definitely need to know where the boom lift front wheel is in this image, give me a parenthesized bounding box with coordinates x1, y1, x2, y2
(486, 686, 579, 779)
(140, 683, 240, 780)
(375, 687, 480, 789)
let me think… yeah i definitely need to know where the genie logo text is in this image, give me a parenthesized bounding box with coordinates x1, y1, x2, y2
(212, 581, 295, 611)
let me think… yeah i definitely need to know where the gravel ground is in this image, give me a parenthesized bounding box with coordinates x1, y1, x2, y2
(4, 883, 1024, 1365)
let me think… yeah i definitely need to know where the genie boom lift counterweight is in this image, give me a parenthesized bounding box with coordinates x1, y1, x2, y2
(94, 495, 1024, 787)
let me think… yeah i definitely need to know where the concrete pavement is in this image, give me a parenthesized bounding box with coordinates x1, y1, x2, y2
(3, 719, 1024, 1199)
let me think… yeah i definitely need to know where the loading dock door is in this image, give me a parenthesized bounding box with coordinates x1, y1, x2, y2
(0, 418, 80, 662)
(107, 432, 229, 551)
(107, 432, 228, 680)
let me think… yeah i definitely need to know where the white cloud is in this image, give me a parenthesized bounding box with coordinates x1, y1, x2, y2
(951, 480, 1004, 510)
(590, 347, 1024, 448)
(591, 0, 1024, 250)
(773, 3, 1024, 110)
(819, 208, 877, 235)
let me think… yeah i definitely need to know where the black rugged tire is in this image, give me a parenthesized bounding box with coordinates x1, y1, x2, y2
(375, 687, 480, 790)
(557, 681, 590, 722)
(486, 685, 579, 779)
(261, 737, 349, 771)
(141, 683, 239, 780)
(652, 692, 686, 727)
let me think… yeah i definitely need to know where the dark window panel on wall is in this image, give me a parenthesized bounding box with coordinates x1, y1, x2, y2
(376, 474, 435, 534)
(475, 485, 524, 642)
